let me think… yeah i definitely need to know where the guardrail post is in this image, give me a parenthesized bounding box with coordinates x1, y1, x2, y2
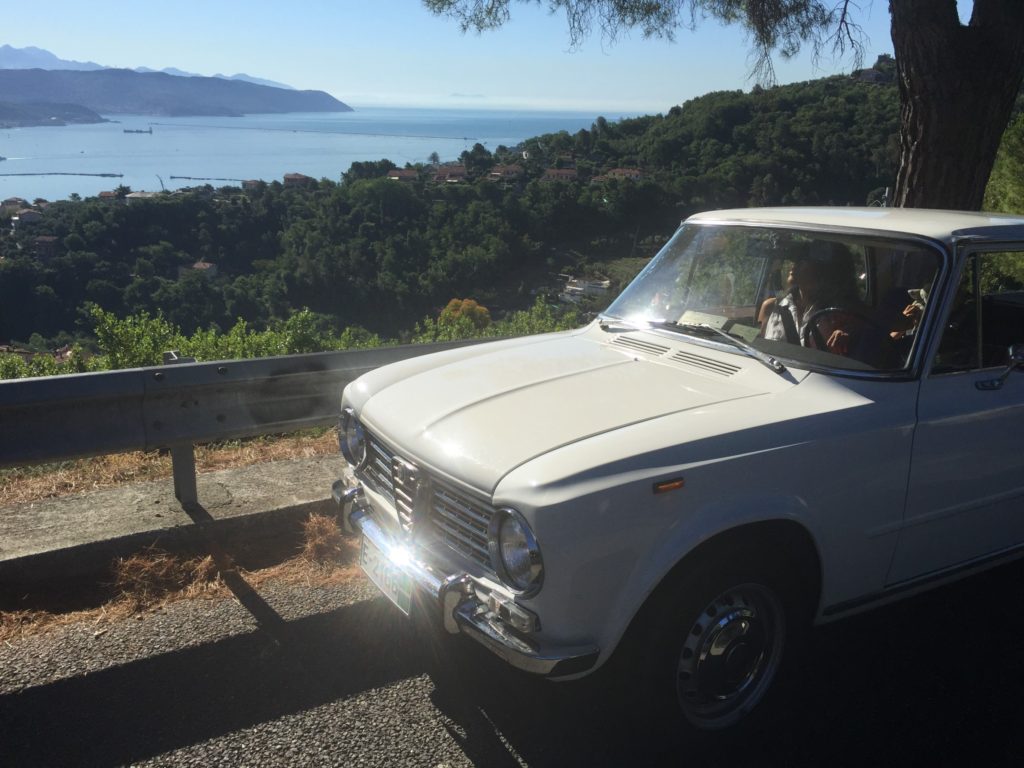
(171, 444, 198, 506)
(163, 351, 199, 507)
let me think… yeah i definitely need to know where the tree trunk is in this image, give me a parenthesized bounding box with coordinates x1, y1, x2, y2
(890, 0, 1024, 210)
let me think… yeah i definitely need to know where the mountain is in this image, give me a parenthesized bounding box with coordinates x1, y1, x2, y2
(134, 65, 295, 90)
(0, 44, 104, 71)
(0, 68, 351, 117)
(1, 45, 296, 90)
(213, 73, 295, 90)
(134, 66, 202, 78)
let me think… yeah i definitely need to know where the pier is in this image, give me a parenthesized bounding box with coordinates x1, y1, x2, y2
(0, 172, 123, 178)
(169, 176, 245, 182)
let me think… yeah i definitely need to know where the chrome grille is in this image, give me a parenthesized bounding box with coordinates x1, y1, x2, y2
(360, 432, 496, 567)
(361, 433, 414, 532)
(430, 481, 494, 569)
(363, 433, 393, 493)
(391, 458, 416, 531)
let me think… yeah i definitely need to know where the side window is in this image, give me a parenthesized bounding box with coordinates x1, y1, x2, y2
(933, 251, 1024, 373)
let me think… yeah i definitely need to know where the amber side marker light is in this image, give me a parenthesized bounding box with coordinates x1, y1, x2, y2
(653, 478, 685, 494)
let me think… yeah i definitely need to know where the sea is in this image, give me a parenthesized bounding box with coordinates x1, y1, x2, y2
(0, 107, 638, 202)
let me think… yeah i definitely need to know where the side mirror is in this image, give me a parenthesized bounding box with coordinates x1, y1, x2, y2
(976, 344, 1024, 391)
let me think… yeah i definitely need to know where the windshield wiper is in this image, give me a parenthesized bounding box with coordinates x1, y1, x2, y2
(600, 315, 786, 376)
(598, 315, 651, 333)
(660, 321, 787, 375)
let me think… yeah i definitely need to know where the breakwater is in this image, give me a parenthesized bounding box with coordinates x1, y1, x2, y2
(0, 172, 123, 178)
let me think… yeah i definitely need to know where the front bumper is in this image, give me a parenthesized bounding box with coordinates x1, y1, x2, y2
(332, 476, 599, 677)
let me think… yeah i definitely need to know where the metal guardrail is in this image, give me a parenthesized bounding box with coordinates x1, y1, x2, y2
(0, 339, 489, 504)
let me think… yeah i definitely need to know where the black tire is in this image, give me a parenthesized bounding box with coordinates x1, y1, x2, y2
(619, 548, 810, 735)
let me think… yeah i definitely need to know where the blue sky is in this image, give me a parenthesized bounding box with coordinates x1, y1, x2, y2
(5, 1, 912, 114)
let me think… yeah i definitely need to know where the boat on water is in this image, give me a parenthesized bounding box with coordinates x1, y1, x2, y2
(123, 127, 153, 134)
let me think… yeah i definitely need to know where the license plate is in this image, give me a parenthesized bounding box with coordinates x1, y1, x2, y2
(360, 534, 413, 615)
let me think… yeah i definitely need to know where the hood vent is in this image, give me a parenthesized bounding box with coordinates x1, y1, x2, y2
(612, 335, 740, 377)
(612, 335, 671, 357)
(669, 349, 740, 377)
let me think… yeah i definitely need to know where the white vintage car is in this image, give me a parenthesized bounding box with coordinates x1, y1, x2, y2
(333, 207, 1024, 731)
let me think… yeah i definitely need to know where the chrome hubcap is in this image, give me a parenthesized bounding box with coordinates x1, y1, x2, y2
(676, 583, 784, 728)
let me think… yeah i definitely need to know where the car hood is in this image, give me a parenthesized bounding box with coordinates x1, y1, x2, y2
(356, 330, 786, 493)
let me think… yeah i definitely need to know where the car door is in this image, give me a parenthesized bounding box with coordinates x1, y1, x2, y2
(888, 247, 1024, 585)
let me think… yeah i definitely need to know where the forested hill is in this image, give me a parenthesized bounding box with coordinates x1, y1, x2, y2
(545, 70, 901, 211)
(4, 61, 970, 356)
(0, 101, 103, 127)
(0, 68, 350, 117)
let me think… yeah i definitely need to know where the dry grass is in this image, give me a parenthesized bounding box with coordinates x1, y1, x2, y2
(0, 513, 360, 645)
(300, 512, 347, 564)
(112, 549, 221, 610)
(0, 430, 339, 507)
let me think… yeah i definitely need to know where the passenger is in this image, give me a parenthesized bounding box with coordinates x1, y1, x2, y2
(759, 261, 802, 343)
(890, 288, 927, 340)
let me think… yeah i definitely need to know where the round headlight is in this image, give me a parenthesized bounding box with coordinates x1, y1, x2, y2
(491, 509, 543, 594)
(339, 407, 366, 467)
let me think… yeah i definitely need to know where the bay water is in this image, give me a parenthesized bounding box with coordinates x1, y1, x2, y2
(0, 107, 636, 202)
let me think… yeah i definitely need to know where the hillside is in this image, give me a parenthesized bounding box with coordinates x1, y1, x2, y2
(0, 101, 104, 127)
(0, 70, 908, 348)
(0, 68, 350, 117)
(1, 55, 1022, 378)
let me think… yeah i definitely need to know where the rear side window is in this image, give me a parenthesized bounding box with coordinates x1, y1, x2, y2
(933, 251, 1024, 373)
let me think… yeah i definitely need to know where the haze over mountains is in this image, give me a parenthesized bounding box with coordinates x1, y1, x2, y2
(0, 45, 349, 124)
(0, 45, 295, 89)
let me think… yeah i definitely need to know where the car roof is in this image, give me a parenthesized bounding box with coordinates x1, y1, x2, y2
(686, 207, 1024, 244)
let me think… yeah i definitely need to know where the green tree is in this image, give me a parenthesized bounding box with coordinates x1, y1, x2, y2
(343, 159, 397, 183)
(440, 298, 492, 329)
(88, 305, 181, 369)
(984, 111, 1024, 214)
(460, 143, 494, 177)
(425, 0, 1024, 210)
(413, 297, 579, 342)
(150, 270, 225, 334)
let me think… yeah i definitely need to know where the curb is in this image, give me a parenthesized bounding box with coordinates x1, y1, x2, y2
(0, 455, 347, 594)
(0, 498, 336, 591)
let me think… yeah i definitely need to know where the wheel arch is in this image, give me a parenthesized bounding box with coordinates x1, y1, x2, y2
(608, 518, 823, 665)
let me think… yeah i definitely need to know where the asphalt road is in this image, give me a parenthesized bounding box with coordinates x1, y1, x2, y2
(3, 560, 1024, 767)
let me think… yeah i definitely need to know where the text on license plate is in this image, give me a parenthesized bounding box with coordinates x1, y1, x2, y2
(359, 534, 413, 615)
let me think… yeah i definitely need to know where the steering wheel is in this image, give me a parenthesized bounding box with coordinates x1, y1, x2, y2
(801, 306, 895, 364)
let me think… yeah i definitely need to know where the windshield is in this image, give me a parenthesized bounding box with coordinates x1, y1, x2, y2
(603, 223, 943, 372)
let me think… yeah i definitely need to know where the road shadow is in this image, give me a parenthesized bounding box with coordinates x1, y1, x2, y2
(426, 558, 1024, 767)
(3, 559, 1024, 766)
(0, 595, 437, 766)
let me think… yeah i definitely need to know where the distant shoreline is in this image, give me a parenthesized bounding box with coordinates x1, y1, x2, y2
(0, 108, 615, 202)
(0, 118, 108, 129)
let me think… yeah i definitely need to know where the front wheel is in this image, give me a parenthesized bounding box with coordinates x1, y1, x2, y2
(674, 581, 785, 729)
(623, 555, 808, 734)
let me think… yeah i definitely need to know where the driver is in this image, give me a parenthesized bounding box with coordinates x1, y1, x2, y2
(760, 245, 862, 355)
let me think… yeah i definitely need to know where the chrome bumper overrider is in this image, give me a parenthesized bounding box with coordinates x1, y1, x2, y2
(332, 477, 599, 677)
